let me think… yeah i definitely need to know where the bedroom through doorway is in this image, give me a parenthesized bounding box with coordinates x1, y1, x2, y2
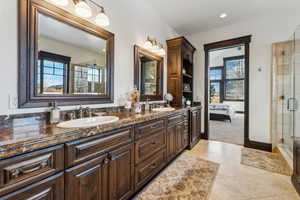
(207, 45, 246, 145)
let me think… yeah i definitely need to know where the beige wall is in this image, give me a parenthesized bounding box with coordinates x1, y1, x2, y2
(187, 14, 300, 143)
(0, 0, 178, 115)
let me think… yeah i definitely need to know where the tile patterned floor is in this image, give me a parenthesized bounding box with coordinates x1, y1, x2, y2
(186, 140, 300, 200)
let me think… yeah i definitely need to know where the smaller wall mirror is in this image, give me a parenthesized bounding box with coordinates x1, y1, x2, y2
(134, 45, 164, 101)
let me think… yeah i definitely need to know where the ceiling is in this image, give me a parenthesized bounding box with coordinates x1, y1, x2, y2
(147, 0, 300, 35)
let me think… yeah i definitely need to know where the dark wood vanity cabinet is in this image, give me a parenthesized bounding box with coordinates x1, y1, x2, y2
(0, 108, 202, 200)
(167, 112, 189, 161)
(1, 173, 64, 200)
(65, 154, 109, 200)
(65, 143, 134, 200)
(109, 144, 135, 200)
(190, 107, 202, 149)
(167, 37, 196, 106)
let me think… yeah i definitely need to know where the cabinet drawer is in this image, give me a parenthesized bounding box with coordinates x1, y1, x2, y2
(135, 149, 166, 190)
(135, 129, 166, 164)
(65, 127, 133, 167)
(135, 119, 165, 139)
(0, 145, 64, 196)
(167, 114, 184, 126)
(1, 172, 64, 200)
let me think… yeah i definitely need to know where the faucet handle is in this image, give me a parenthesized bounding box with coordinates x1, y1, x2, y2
(67, 111, 76, 120)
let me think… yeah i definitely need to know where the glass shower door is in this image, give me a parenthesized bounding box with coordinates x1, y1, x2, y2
(282, 38, 294, 153)
(293, 28, 300, 142)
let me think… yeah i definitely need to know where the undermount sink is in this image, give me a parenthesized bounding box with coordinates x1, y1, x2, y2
(152, 107, 176, 112)
(57, 116, 119, 129)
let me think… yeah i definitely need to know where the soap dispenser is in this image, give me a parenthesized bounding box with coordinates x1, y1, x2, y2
(50, 101, 60, 124)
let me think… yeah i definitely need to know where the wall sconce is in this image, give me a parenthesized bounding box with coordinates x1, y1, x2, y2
(143, 37, 166, 56)
(50, 0, 110, 27)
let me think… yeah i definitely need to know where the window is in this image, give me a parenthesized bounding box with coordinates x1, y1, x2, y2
(209, 67, 223, 103)
(224, 56, 245, 101)
(73, 65, 106, 94)
(209, 56, 245, 103)
(36, 51, 70, 95)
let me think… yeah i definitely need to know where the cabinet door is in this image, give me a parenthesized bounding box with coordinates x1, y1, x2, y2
(65, 155, 108, 200)
(1, 173, 64, 200)
(191, 111, 198, 143)
(109, 143, 134, 200)
(167, 125, 177, 160)
(175, 122, 185, 152)
(196, 110, 202, 138)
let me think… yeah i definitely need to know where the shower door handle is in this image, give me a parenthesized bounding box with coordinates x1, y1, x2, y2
(287, 98, 298, 111)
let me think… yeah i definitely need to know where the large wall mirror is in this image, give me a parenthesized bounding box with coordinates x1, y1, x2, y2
(19, 0, 114, 108)
(134, 45, 163, 101)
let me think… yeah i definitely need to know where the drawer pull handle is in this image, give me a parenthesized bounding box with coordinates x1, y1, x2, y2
(151, 142, 156, 145)
(4, 154, 52, 179)
(11, 160, 48, 178)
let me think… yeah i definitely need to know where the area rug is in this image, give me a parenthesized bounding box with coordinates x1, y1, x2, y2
(133, 153, 220, 200)
(241, 147, 292, 176)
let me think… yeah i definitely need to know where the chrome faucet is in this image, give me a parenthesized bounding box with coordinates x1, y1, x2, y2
(78, 106, 84, 119)
(85, 107, 93, 118)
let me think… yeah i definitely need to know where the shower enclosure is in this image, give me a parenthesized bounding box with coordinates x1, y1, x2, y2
(272, 27, 300, 158)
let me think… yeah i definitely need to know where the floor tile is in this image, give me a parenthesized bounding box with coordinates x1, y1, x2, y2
(186, 140, 300, 200)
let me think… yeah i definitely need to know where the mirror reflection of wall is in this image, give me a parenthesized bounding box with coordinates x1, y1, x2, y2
(140, 55, 158, 96)
(36, 13, 107, 96)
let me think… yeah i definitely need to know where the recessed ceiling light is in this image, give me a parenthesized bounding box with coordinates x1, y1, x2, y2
(219, 13, 227, 18)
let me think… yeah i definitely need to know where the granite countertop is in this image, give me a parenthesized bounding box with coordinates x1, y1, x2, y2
(0, 106, 201, 160)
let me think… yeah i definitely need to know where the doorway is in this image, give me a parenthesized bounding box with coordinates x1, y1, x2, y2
(204, 36, 251, 146)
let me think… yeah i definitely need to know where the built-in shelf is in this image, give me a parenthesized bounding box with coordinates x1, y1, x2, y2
(183, 73, 193, 78)
(167, 36, 196, 106)
(183, 90, 193, 93)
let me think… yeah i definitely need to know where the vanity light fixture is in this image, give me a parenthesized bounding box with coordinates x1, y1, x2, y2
(49, 0, 110, 27)
(73, 0, 92, 18)
(219, 13, 227, 18)
(50, 0, 69, 6)
(95, 7, 110, 27)
(143, 37, 166, 57)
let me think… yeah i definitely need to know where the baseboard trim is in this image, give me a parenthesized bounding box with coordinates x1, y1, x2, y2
(292, 175, 300, 196)
(244, 139, 272, 152)
(201, 132, 208, 140)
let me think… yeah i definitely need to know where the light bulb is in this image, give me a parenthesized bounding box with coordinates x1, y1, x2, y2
(144, 41, 152, 49)
(151, 41, 160, 51)
(219, 13, 227, 18)
(74, 1, 92, 18)
(50, 0, 69, 6)
(95, 11, 110, 27)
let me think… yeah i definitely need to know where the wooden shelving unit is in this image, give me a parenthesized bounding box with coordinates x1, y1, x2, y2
(167, 37, 196, 106)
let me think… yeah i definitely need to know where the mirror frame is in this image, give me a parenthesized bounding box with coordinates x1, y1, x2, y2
(134, 45, 164, 101)
(18, 0, 114, 108)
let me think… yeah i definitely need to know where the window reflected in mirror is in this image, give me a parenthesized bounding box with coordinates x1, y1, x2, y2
(36, 13, 107, 96)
